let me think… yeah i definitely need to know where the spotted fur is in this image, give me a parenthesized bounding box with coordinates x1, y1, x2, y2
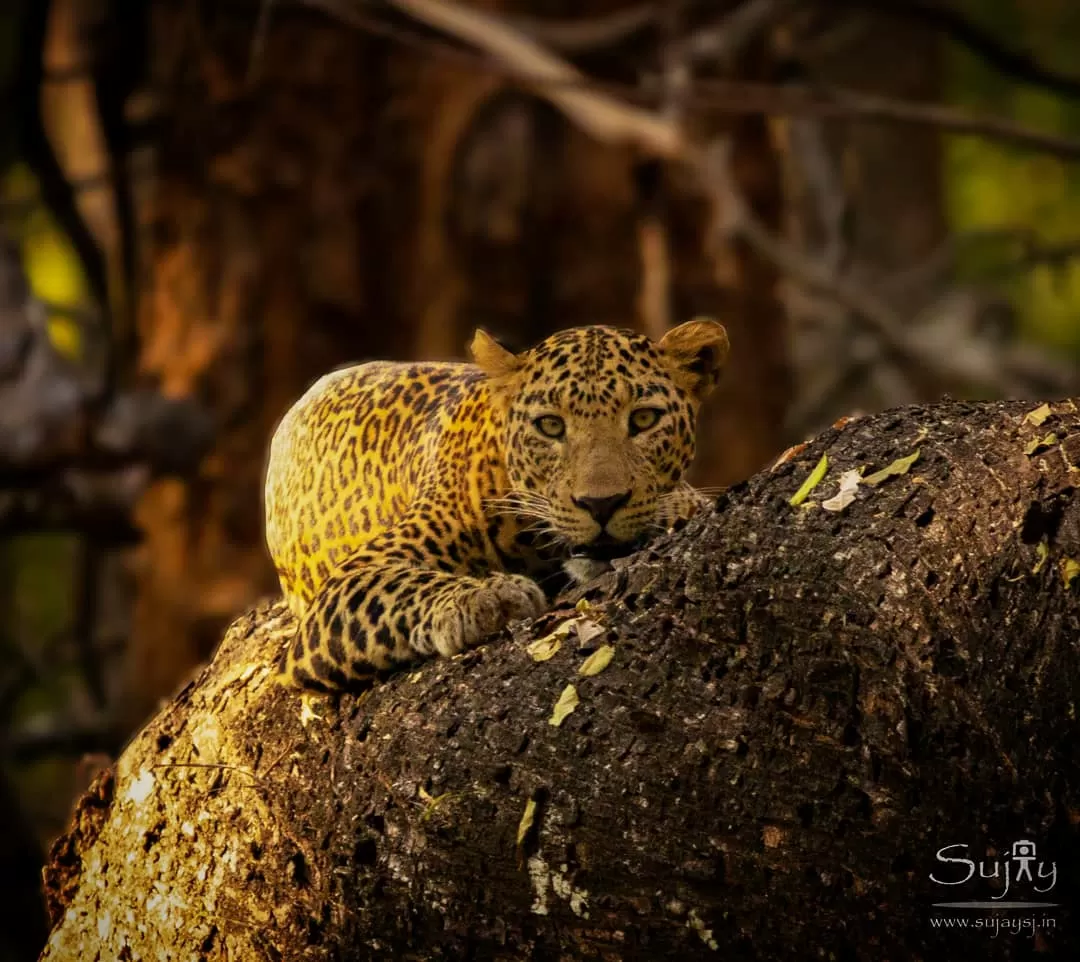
(264, 320, 729, 691)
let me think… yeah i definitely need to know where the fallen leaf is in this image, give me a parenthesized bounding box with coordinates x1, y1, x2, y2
(549, 684, 579, 727)
(527, 633, 564, 662)
(1062, 558, 1080, 589)
(516, 798, 537, 848)
(575, 619, 607, 647)
(579, 645, 615, 676)
(789, 454, 828, 507)
(863, 449, 921, 487)
(1033, 539, 1049, 575)
(1024, 403, 1052, 426)
(1024, 433, 1058, 456)
(772, 442, 808, 470)
(821, 469, 862, 512)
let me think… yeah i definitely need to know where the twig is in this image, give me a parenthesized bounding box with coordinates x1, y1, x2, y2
(507, 4, 657, 53)
(690, 78, 1080, 161)
(700, 140, 916, 363)
(680, 0, 791, 65)
(830, 0, 1080, 100)
(782, 110, 851, 276)
(884, 226, 1080, 294)
(385, 0, 682, 156)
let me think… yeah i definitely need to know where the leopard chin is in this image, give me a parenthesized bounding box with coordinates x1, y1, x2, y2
(569, 533, 646, 562)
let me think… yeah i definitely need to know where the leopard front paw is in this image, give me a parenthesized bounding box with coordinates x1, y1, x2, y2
(428, 573, 546, 657)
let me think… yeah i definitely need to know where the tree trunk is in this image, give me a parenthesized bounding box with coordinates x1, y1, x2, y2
(41, 397, 1080, 961)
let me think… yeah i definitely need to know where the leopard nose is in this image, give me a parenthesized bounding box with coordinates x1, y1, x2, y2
(572, 491, 631, 526)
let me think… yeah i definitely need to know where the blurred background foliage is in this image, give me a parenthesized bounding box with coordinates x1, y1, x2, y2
(948, 0, 1080, 353)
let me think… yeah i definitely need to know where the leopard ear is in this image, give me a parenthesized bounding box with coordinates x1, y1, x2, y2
(469, 329, 523, 382)
(657, 318, 729, 401)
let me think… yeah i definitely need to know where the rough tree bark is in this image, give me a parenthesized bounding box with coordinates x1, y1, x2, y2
(40, 397, 1080, 961)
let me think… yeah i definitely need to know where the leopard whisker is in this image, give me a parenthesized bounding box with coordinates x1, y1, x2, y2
(484, 502, 553, 524)
(533, 532, 569, 554)
(521, 518, 556, 535)
(484, 492, 553, 516)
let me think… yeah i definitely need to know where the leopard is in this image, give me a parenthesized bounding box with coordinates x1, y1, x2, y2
(264, 319, 729, 692)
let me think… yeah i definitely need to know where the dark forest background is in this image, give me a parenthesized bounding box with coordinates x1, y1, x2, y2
(1, 1, 1079, 957)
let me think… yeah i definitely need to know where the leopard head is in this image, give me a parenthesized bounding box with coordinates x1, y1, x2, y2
(471, 320, 728, 559)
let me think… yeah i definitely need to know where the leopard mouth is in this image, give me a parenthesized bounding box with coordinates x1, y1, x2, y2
(569, 533, 646, 562)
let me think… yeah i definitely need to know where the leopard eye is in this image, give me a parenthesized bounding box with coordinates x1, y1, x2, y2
(628, 407, 663, 436)
(534, 414, 566, 439)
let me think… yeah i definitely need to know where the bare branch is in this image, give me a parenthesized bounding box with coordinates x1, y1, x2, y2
(507, 4, 657, 53)
(690, 78, 1080, 161)
(829, 0, 1080, 100)
(697, 141, 1079, 402)
(698, 140, 914, 360)
(681, 0, 791, 66)
(304, 0, 682, 157)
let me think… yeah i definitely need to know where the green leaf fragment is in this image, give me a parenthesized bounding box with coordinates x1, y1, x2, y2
(579, 644, 615, 676)
(789, 454, 829, 507)
(516, 798, 537, 847)
(863, 449, 920, 487)
(1024, 433, 1058, 455)
(1033, 539, 1049, 575)
(549, 684, 580, 726)
(1062, 558, 1080, 589)
(1024, 403, 1052, 426)
(419, 788, 460, 823)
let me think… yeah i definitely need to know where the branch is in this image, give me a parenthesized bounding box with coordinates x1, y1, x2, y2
(40, 399, 1080, 959)
(833, 0, 1080, 100)
(689, 78, 1080, 161)
(14, 0, 109, 307)
(307, 0, 683, 157)
(0, 385, 213, 537)
(507, 4, 657, 54)
(678, 0, 791, 65)
(695, 140, 917, 363)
